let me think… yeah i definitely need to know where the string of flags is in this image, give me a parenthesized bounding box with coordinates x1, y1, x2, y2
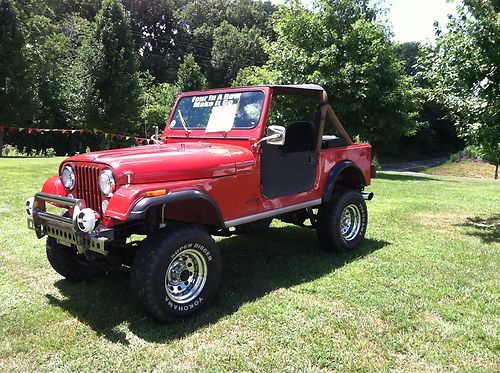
(0, 125, 158, 145)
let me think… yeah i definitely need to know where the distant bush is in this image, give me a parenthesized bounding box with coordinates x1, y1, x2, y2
(450, 146, 483, 163)
(2, 144, 20, 156)
(1, 144, 57, 157)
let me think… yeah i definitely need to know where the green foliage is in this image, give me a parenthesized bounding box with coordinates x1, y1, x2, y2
(46, 0, 101, 21)
(449, 145, 483, 163)
(2, 0, 494, 164)
(236, 0, 422, 146)
(75, 0, 141, 133)
(0, 0, 35, 125)
(176, 53, 207, 92)
(178, 0, 275, 38)
(124, 0, 180, 83)
(423, 0, 499, 174)
(397, 42, 421, 78)
(140, 72, 179, 133)
(27, 16, 72, 129)
(211, 21, 266, 86)
(395, 42, 462, 156)
(177, 0, 275, 86)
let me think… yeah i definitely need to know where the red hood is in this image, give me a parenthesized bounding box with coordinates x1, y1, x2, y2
(65, 142, 254, 184)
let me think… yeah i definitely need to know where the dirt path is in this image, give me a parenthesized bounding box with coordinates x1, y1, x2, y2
(380, 157, 448, 172)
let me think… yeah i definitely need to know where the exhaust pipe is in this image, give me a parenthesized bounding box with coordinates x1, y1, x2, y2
(362, 192, 374, 201)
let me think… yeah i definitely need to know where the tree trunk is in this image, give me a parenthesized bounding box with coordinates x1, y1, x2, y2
(0, 128, 3, 157)
(495, 164, 498, 180)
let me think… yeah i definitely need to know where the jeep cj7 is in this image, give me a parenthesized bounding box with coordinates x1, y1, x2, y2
(26, 84, 375, 322)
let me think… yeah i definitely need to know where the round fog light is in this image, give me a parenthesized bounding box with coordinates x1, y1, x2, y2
(76, 208, 98, 233)
(25, 197, 35, 217)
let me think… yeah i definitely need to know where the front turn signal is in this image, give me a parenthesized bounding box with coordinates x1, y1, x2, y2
(145, 189, 167, 197)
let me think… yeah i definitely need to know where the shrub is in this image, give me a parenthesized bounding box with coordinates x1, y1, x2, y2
(450, 145, 483, 163)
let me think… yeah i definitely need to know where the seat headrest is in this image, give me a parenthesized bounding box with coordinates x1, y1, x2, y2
(282, 121, 316, 153)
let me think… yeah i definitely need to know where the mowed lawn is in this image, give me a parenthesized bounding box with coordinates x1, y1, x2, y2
(0, 157, 498, 371)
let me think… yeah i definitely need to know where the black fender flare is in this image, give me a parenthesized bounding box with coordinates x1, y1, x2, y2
(128, 189, 225, 228)
(322, 160, 367, 203)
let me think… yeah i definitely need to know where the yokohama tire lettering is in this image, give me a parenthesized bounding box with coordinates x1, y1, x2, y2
(165, 297, 204, 310)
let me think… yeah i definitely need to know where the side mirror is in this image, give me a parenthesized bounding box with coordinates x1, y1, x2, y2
(253, 125, 286, 150)
(265, 125, 286, 146)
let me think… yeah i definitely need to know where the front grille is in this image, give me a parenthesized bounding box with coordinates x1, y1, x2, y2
(75, 164, 102, 215)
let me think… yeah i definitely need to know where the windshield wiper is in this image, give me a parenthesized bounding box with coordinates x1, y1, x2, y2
(177, 109, 191, 135)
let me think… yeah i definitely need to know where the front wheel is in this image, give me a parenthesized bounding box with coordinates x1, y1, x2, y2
(46, 237, 106, 282)
(130, 226, 221, 323)
(316, 190, 368, 252)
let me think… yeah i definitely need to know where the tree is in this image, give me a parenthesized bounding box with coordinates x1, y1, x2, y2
(211, 21, 266, 86)
(176, 0, 275, 86)
(0, 0, 35, 126)
(46, 0, 101, 21)
(423, 0, 499, 178)
(176, 53, 207, 92)
(236, 0, 421, 146)
(177, 0, 275, 39)
(16, 5, 74, 130)
(140, 71, 179, 135)
(76, 0, 141, 134)
(395, 42, 463, 156)
(123, 0, 182, 83)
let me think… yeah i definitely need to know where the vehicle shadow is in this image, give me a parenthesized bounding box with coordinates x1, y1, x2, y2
(46, 226, 389, 344)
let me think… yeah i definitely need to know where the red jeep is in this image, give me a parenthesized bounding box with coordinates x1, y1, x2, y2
(26, 84, 374, 322)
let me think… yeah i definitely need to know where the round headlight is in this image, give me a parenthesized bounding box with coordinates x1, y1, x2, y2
(98, 169, 115, 197)
(61, 165, 75, 190)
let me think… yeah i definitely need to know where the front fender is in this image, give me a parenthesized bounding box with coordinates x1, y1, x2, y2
(129, 189, 224, 228)
(103, 185, 143, 221)
(103, 185, 224, 228)
(41, 175, 66, 196)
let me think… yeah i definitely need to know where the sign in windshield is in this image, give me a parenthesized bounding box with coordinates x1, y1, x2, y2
(169, 91, 264, 133)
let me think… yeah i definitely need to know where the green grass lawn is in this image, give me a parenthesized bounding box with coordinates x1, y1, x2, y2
(0, 157, 499, 371)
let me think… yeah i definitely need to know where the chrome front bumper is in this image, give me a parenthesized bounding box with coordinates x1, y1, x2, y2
(27, 193, 113, 255)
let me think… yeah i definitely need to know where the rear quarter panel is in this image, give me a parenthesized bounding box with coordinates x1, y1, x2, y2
(318, 144, 372, 186)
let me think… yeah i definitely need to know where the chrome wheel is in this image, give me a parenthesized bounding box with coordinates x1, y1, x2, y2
(165, 249, 207, 304)
(340, 204, 361, 241)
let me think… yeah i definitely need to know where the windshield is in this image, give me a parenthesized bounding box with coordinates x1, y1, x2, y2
(169, 91, 265, 132)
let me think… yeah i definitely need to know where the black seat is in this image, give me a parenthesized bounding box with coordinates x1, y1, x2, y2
(282, 121, 316, 153)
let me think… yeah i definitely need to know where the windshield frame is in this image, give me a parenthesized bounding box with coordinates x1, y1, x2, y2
(163, 87, 270, 139)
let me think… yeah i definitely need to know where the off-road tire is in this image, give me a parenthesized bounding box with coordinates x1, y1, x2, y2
(234, 218, 273, 234)
(130, 226, 221, 323)
(46, 237, 106, 282)
(316, 189, 367, 252)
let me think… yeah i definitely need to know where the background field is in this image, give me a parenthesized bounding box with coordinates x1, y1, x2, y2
(0, 157, 498, 371)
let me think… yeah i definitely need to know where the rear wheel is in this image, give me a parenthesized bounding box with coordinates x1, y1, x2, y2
(130, 226, 221, 323)
(316, 190, 367, 252)
(46, 237, 106, 282)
